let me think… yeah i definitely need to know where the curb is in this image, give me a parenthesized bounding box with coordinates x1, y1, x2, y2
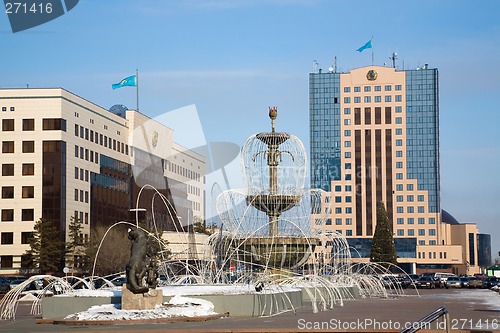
(36, 312, 229, 326)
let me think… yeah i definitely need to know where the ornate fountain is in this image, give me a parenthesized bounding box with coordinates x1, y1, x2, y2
(216, 107, 318, 271)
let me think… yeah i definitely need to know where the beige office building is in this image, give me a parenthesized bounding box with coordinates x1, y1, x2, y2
(310, 65, 489, 274)
(0, 88, 205, 275)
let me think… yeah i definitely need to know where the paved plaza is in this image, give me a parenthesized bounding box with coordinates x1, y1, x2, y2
(1, 288, 499, 332)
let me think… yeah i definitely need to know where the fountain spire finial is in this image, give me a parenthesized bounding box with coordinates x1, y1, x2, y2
(269, 106, 277, 132)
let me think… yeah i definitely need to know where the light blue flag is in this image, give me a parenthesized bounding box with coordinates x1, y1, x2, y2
(112, 75, 137, 90)
(356, 40, 372, 52)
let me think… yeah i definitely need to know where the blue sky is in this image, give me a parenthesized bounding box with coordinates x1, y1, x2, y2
(1, 0, 499, 257)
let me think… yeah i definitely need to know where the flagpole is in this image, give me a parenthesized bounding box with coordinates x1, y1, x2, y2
(136, 68, 139, 112)
(371, 36, 374, 66)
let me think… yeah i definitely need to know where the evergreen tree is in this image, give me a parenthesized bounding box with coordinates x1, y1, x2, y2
(370, 202, 398, 269)
(66, 216, 84, 273)
(24, 218, 65, 274)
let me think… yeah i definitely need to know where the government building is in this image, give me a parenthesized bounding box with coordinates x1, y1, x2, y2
(0, 88, 205, 274)
(309, 64, 491, 274)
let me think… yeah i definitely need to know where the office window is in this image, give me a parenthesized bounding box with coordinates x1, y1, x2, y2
(396, 139, 402, 146)
(396, 195, 403, 202)
(396, 162, 403, 169)
(397, 218, 404, 224)
(396, 207, 404, 213)
(345, 185, 352, 191)
(407, 218, 414, 224)
(354, 86, 361, 92)
(396, 184, 403, 191)
(2, 119, 14, 131)
(396, 173, 403, 179)
(22, 186, 34, 198)
(2, 186, 14, 199)
(344, 141, 351, 147)
(325, 219, 332, 225)
(344, 97, 351, 103)
(364, 96, 371, 103)
(335, 218, 342, 225)
(345, 196, 352, 203)
(395, 117, 402, 124)
(418, 218, 425, 224)
(344, 108, 351, 114)
(346, 230, 353, 236)
(335, 208, 342, 214)
(374, 96, 381, 102)
(407, 184, 414, 191)
(21, 209, 34, 221)
(346, 218, 352, 225)
(335, 185, 341, 192)
(407, 207, 414, 213)
(395, 85, 402, 91)
(22, 141, 35, 153)
(21, 232, 32, 244)
(354, 97, 361, 103)
(2, 141, 14, 153)
(2, 164, 14, 176)
(23, 119, 35, 131)
(344, 130, 351, 136)
(396, 151, 403, 157)
(22, 163, 34, 175)
(346, 207, 352, 213)
(395, 106, 402, 113)
(417, 195, 425, 202)
(429, 229, 436, 236)
(408, 229, 415, 236)
(395, 95, 402, 102)
(418, 206, 425, 213)
(407, 195, 414, 202)
(385, 96, 392, 102)
(345, 163, 352, 169)
(397, 229, 404, 236)
(345, 174, 351, 180)
(344, 87, 350, 93)
(75, 124, 79, 136)
(419, 240, 425, 245)
(364, 86, 371, 92)
(429, 218, 436, 224)
(418, 229, 425, 236)
(335, 196, 341, 203)
(1, 209, 14, 221)
(395, 128, 402, 135)
(1, 232, 14, 244)
(74, 189, 78, 201)
(43, 118, 66, 131)
(375, 86, 381, 91)
(345, 152, 351, 158)
(385, 85, 392, 91)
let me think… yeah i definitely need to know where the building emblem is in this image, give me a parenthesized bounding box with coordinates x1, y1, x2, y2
(152, 131, 158, 148)
(366, 69, 378, 81)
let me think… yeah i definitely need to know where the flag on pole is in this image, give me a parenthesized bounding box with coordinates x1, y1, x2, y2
(356, 39, 372, 53)
(112, 75, 137, 90)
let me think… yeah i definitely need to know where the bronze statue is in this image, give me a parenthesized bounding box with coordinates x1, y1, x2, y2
(126, 227, 159, 294)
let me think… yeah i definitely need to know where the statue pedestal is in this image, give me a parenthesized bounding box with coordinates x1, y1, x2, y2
(121, 284, 163, 310)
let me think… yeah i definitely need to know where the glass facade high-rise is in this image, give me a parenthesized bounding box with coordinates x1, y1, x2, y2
(308, 65, 482, 274)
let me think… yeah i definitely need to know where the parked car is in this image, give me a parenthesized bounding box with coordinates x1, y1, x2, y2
(468, 277, 487, 288)
(445, 276, 461, 288)
(415, 276, 437, 289)
(459, 276, 471, 288)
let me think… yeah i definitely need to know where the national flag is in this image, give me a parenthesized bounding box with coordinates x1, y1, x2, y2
(356, 40, 372, 53)
(112, 75, 137, 90)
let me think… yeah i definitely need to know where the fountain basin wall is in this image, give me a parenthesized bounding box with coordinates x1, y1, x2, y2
(41, 288, 305, 319)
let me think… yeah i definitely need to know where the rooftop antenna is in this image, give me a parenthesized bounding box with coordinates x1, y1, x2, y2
(312, 60, 319, 73)
(334, 56, 337, 73)
(389, 52, 398, 68)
